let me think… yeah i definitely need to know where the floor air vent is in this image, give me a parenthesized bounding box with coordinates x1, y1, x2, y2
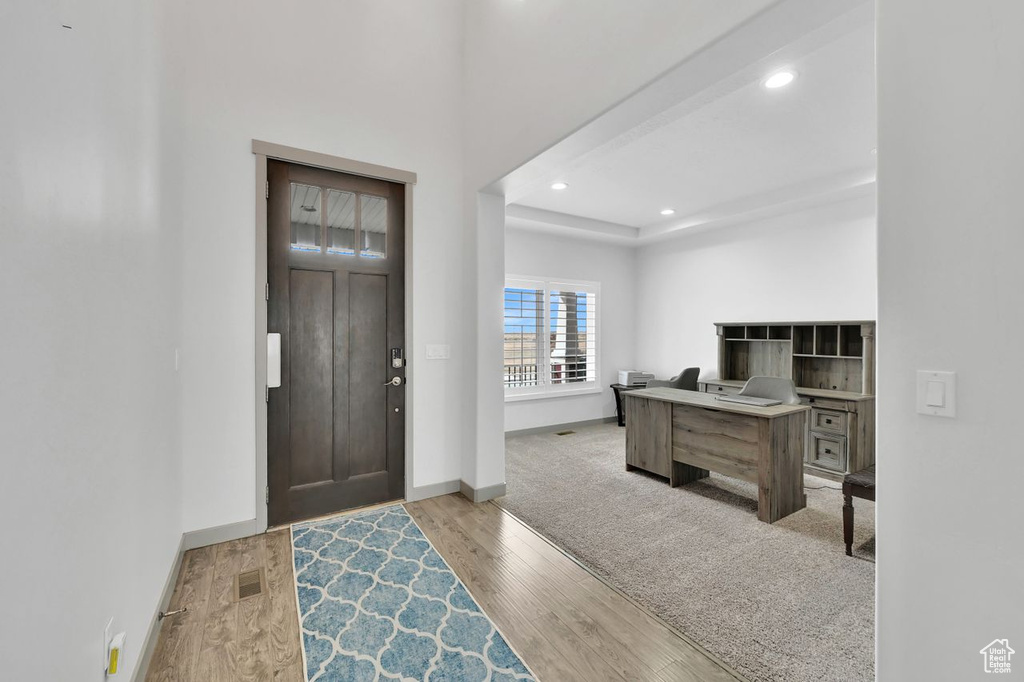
(555, 430, 575, 436)
(234, 568, 266, 601)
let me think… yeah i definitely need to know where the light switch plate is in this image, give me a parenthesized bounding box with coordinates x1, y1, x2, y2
(917, 370, 956, 418)
(425, 344, 450, 360)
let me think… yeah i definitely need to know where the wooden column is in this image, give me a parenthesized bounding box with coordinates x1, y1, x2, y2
(861, 323, 875, 395)
(716, 324, 726, 381)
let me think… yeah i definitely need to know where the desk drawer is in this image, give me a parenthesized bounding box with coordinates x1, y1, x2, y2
(811, 408, 846, 435)
(808, 433, 847, 472)
(705, 383, 742, 397)
(799, 395, 848, 411)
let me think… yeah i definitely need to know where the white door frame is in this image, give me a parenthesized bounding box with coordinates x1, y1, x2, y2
(252, 140, 417, 533)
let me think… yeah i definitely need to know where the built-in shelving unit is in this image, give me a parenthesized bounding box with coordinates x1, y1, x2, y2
(703, 321, 876, 481)
(715, 321, 874, 395)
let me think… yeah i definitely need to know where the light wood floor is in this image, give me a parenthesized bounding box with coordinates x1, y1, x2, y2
(146, 494, 742, 681)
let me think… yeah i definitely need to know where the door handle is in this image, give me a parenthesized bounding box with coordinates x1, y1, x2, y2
(267, 333, 281, 388)
(385, 376, 403, 387)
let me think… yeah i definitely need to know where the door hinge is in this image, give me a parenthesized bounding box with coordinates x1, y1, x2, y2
(265, 180, 269, 199)
(265, 385, 269, 402)
(264, 282, 269, 301)
(265, 486, 269, 504)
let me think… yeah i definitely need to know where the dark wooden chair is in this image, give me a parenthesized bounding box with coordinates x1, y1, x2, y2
(843, 465, 875, 556)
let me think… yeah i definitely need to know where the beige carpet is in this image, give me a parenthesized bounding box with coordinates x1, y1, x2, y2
(497, 423, 874, 682)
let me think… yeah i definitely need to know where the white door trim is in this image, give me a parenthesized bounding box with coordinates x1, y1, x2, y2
(253, 140, 416, 532)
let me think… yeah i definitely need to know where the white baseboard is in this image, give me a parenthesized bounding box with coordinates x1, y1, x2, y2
(132, 517, 258, 681)
(182, 518, 258, 551)
(131, 535, 185, 682)
(460, 480, 507, 503)
(504, 415, 617, 438)
(407, 479, 461, 502)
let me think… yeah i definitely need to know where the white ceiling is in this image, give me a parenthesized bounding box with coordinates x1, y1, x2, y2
(508, 19, 876, 243)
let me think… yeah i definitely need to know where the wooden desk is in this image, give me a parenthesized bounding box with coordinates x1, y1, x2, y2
(624, 388, 809, 523)
(702, 379, 874, 482)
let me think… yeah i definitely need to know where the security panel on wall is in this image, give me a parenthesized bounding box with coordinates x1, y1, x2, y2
(619, 370, 654, 386)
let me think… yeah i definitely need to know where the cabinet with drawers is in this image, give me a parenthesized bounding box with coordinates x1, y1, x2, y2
(700, 320, 876, 480)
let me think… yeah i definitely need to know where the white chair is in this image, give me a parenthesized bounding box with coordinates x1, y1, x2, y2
(738, 376, 801, 405)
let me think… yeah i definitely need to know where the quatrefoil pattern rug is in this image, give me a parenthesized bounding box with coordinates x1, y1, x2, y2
(291, 505, 536, 682)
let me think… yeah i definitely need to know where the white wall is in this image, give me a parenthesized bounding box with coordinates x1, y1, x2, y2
(462, 0, 780, 492)
(504, 229, 637, 432)
(877, 2, 1024, 679)
(163, 0, 467, 531)
(635, 196, 877, 379)
(0, 1, 183, 679)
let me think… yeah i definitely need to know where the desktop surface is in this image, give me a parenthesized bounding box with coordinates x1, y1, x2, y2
(627, 387, 808, 418)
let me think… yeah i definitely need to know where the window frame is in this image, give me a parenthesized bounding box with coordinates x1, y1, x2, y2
(504, 275, 601, 402)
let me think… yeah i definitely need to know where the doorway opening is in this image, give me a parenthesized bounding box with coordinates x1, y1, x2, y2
(483, 2, 877, 681)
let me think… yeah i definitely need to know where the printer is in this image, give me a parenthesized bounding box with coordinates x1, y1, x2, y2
(618, 370, 654, 387)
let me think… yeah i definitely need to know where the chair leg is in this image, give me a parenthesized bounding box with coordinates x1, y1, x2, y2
(843, 492, 854, 556)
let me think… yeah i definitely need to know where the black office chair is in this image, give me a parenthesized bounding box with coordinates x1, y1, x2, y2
(646, 367, 700, 391)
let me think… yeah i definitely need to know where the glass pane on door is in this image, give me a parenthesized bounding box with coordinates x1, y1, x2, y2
(327, 189, 356, 255)
(290, 183, 321, 252)
(360, 195, 387, 259)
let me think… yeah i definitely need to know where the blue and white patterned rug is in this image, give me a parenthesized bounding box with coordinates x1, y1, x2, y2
(291, 504, 537, 682)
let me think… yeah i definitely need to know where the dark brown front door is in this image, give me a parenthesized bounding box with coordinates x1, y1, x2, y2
(267, 160, 405, 525)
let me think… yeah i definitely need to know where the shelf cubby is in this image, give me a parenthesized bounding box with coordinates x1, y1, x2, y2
(815, 325, 839, 356)
(769, 325, 792, 340)
(793, 325, 815, 355)
(840, 324, 864, 358)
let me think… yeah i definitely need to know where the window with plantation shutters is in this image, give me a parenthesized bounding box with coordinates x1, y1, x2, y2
(503, 286, 543, 388)
(504, 277, 600, 399)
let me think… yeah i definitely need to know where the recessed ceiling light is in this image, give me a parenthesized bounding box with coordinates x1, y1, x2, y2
(764, 71, 796, 89)
(660, 209, 676, 216)
(550, 182, 568, 190)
